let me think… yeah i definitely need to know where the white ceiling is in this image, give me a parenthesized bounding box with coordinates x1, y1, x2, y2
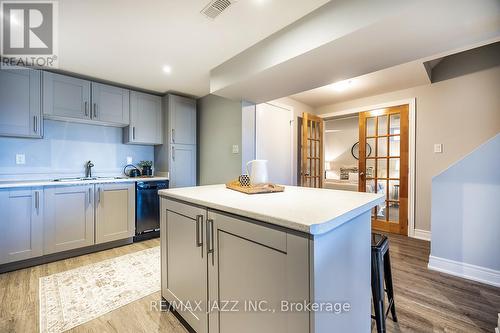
(289, 61, 431, 108)
(56, 0, 329, 96)
(209, 0, 500, 103)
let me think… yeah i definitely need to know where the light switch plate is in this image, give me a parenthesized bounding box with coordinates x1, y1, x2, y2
(434, 144, 443, 153)
(126, 156, 133, 164)
(16, 154, 26, 165)
(232, 145, 239, 154)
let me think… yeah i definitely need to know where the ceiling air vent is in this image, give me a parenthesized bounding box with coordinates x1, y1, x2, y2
(201, 0, 236, 19)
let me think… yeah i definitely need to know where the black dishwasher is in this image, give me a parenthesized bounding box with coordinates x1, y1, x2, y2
(134, 180, 169, 242)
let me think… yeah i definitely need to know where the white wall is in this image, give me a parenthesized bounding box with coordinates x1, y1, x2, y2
(429, 134, 500, 286)
(271, 97, 314, 185)
(255, 103, 293, 185)
(314, 66, 500, 232)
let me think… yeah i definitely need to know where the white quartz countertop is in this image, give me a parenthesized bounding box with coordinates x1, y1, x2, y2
(0, 176, 169, 189)
(159, 184, 384, 235)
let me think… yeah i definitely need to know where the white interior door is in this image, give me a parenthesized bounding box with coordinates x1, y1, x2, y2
(256, 103, 293, 185)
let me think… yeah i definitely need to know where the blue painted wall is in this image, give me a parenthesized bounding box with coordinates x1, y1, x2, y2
(0, 120, 154, 179)
(431, 133, 500, 271)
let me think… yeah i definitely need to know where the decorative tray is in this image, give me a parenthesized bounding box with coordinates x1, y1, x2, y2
(226, 180, 285, 194)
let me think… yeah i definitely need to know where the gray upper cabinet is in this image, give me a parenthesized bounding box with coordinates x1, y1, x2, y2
(95, 182, 135, 244)
(43, 71, 91, 121)
(0, 67, 42, 138)
(0, 188, 43, 264)
(91, 83, 130, 126)
(44, 185, 95, 254)
(124, 91, 162, 145)
(43, 72, 130, 127)
(168, 94, 196, 145)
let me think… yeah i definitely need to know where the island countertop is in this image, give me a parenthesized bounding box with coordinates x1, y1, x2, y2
(159, 184, 384, 235)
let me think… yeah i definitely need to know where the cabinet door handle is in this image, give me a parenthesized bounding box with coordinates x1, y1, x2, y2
(206, 218, 214, 258)
(34, 191, 39, 215)
(172, 146, 175, 161)
(132, 127, 136, 140)
(172, 129, 175, 143)
(85, 101, 89, 117)
(98, 187, 101, 204)
(33, 116, 37, 133)
(93, 103, 98, 119)
(196, 215, 203, 248)
(88, 188, 92, 205)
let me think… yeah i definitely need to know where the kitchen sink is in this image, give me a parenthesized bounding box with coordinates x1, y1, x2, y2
(52, 176, 126, 182)
(52, 177, 94, 182)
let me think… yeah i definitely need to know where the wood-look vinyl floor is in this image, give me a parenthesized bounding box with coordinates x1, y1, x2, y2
(0, 235, 498, 333)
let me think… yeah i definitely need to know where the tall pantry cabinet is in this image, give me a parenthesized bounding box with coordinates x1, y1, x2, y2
(155, 94, 197, 188)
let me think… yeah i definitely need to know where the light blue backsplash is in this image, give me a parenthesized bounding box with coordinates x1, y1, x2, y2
(0, 120, 154, 179)
(431, 133, 500, 272)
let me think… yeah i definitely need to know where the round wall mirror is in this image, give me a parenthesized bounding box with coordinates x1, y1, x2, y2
(351, 142, 372, 160)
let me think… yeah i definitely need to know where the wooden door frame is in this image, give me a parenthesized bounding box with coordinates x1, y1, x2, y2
(318, 98, 420, 240)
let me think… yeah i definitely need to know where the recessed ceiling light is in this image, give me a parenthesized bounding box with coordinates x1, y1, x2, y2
(162, 65, 172, 74)
(330, 80, 353, 92)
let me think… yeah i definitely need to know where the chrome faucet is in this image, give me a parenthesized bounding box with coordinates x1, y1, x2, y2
(85, 161, 94, 178)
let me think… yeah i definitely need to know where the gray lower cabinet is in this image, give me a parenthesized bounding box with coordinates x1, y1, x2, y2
(124, 91, 162, 145)
(91, 83, 130, 126)
(95, 183, 135, 244)
(207, 210, 309, 333)
(0, 67, 42, 138)
(161, 199, 309, 333)
(0, 188, 43, 264)
(0, 182, 136, 268)
(43, 71, 92, 121)
(44, 185, 95, 254)
(161, 199, 208, 333)
(170, 144, 196, 188)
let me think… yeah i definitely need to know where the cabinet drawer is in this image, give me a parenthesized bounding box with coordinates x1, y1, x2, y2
(165, 199, 206, 220)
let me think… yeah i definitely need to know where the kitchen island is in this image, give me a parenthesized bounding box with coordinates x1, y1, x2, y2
(159, 184, 384, 333)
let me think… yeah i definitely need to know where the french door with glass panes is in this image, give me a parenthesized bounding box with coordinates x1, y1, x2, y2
(359, 105, 409, 235)
(301, 112, 324, 188)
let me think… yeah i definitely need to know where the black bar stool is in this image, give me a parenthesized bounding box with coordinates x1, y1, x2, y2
(371, 233, 397, 333)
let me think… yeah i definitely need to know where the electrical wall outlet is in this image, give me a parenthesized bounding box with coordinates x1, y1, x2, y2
(434, 144, 443, 153)
(16, 154, 26, 165)
(232, 145, 239, 154)
(126, 156, 133, 164)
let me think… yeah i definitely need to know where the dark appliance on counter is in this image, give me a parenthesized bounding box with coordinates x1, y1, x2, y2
(124, 164, 141, 177)
(134, 180, 169, 242)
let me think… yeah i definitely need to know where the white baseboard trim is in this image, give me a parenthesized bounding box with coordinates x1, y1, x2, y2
(411, 229, 431, 241)
(428, 255, 500, 287)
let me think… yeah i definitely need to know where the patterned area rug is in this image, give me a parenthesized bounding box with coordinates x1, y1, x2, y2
(39, 246, 160, 333)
